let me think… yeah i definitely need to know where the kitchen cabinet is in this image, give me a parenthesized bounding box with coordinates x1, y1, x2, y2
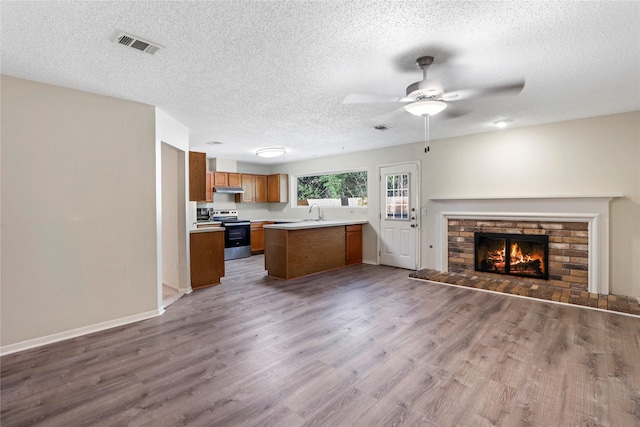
(267, 174, 288, 203)
(189, 151, 207, 201)
(255, 175, 268, 203)
(189, 230, 225, 289)
(213, 171, 241, 191)
(250, 221, 272, 254)
(213, 171, 228, 187)
(235, 174, 256, 203)
(205, 172, 213, 202)
(345, 224, 363, 265)
(228, 172, 241, 187)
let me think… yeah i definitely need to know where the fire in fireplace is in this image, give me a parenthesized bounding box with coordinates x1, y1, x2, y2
(474, 232, 549, 280)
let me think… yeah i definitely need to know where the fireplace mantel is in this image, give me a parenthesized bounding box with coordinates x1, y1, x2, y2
(431, 196, 620, 295)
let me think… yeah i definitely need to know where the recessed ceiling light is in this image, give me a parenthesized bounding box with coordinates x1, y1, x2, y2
(493, 120, 512, 128)
(205, 141, 223, 145)
(256, 147, 286, 158)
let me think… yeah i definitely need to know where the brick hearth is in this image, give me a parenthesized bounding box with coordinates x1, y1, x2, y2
(448, 219, 588, 290)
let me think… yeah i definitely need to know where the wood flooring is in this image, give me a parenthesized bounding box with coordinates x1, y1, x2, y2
(2, 256, 639, 426)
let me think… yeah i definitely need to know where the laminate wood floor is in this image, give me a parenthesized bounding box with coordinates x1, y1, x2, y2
(2, 256, 639, 426)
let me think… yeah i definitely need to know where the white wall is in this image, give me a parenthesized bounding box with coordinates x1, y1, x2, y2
(264, 111, 640, 297)
(1, 76, 159, 351)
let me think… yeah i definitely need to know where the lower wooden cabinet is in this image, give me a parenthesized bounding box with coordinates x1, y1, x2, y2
(250, 221, 273, 254)
(189, 231, 225, 289)
(345, 224, 363, 265)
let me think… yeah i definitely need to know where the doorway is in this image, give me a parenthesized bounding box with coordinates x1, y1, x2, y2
(161, 143, 187, 307)
(379, 162, 420, 270)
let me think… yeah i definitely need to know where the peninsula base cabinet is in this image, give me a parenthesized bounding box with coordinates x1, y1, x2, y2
(345, 224, 363, 265)
(265, 224, 362, 280)
(189, 230, 225, 289)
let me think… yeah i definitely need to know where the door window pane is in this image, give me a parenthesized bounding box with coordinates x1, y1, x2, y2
(385, 173, 409, 219)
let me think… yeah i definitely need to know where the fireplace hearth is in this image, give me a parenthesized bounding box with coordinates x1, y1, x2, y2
(474, 232, 549, 280)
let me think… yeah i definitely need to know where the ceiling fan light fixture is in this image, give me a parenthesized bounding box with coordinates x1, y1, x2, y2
(256, 147, 286, 158)
(403, 99, 447, 116)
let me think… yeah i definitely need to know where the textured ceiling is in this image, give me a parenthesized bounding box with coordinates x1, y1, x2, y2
(2, 1, 639, 164)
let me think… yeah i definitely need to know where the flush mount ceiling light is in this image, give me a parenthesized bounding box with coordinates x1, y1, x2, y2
(403, 99, 447, 116)
(256, 147, 286, 158)
(493, 119, 512, 128)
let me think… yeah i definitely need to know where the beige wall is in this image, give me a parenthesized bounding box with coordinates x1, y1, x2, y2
(1, 76, 159, 349)
(161, 143, 180, 289)
(263, 111, 640, 297)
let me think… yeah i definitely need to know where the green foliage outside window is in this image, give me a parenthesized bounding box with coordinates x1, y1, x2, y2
(297, 171, 367, 206)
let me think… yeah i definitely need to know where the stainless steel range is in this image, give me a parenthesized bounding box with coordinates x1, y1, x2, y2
(212, 210, 251, 260)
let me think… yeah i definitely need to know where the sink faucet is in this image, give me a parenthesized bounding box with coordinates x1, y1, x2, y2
(308, 203, 323, 221)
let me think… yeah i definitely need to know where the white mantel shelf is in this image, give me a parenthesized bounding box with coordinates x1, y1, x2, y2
(428, 195, 623, 201)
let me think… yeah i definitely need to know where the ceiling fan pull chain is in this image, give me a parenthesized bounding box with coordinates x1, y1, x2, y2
(424, 114, 430, 153)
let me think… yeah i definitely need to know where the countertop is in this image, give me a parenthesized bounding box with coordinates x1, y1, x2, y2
(190, 227, 225, 233)
(263, 219, 367, 230)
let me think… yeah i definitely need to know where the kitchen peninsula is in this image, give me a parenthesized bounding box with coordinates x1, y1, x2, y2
(264, 220, 367, 280)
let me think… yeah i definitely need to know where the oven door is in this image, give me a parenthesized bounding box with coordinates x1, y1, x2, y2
(222, 222, 251, 260)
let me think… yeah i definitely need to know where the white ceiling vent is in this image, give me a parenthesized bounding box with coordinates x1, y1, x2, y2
(113, 32, 163, 55)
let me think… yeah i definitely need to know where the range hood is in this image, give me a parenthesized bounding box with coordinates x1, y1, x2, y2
(214, 186, 245, 194)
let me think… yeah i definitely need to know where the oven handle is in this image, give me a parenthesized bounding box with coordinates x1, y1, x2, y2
(223, 222, 250, 227)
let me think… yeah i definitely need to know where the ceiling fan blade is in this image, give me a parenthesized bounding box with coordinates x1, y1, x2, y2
(441, 79, 525, 101)
(342, 93, 409, 104)
(371, 107, 407, 123)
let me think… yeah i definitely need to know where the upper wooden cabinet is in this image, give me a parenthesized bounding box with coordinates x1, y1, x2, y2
(268, 174, 288, 203)
(228, 173, 241, 187)
(223, 172, 287, 204)
(235, 174, 256, 203)
(255, 175, 268, 203)
(189, 151, 207, 202)
(205, 172, 213, 202)
(213, 171, 228, 187)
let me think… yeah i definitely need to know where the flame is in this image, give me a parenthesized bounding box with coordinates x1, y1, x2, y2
(510, 242, 545, 273)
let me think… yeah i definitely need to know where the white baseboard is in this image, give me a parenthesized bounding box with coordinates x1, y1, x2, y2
(0, 308, 163, 356)
(362, 259, 377, 265)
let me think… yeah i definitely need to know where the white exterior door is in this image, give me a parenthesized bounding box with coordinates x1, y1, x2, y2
(379, 163, 419, 270)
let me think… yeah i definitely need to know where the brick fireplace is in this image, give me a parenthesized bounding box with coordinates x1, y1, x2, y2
(449, 219, 588, 290)
(431, 197, 616, 295)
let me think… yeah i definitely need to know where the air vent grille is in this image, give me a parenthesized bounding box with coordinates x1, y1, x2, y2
(114, 32, 163, 55)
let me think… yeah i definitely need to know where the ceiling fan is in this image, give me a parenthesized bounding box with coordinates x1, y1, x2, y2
(343, 55, 525, 152)
(343, 55, 525, 117)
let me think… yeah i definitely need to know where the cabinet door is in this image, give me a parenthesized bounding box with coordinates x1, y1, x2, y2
(189, 151, 207, 201)
(255, 175, 268, 203)
(213, 172, 228, 187)
(267, 174, 288, 202)
(236, 174, 256, 203)
(205, 172, 214, 202)
(228, 173, 241, 187)
(250, 222, 265, 253)
(190, 231, 225, 289)
(346, 224, 363, 265)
